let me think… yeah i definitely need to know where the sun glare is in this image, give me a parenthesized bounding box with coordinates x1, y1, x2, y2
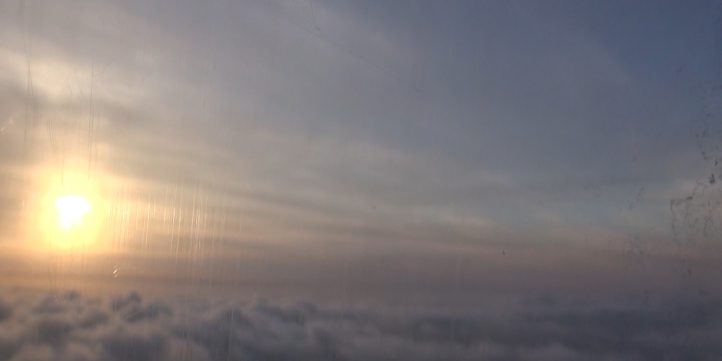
(55, 195, 92, 230)
(32, 170, 106, 250)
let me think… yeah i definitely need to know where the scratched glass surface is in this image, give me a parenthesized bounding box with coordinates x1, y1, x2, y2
(1, 1, 721, 360)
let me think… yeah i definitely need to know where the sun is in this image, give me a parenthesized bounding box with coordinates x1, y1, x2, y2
(55, 195, 92, 230)
(33, 171, 106, 250)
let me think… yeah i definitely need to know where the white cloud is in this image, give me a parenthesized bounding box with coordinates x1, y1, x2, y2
(0, 289, 719, 361)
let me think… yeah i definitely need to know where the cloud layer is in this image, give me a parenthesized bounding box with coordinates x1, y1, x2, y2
(0, 289, 720, 361)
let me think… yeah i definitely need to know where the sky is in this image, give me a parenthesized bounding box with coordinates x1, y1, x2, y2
(0, 0, 721, 324)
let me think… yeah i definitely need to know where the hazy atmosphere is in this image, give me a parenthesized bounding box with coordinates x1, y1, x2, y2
(1, 0, 722, 360)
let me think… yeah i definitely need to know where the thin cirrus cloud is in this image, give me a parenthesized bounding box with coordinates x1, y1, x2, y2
(0, 0, 720, 297)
